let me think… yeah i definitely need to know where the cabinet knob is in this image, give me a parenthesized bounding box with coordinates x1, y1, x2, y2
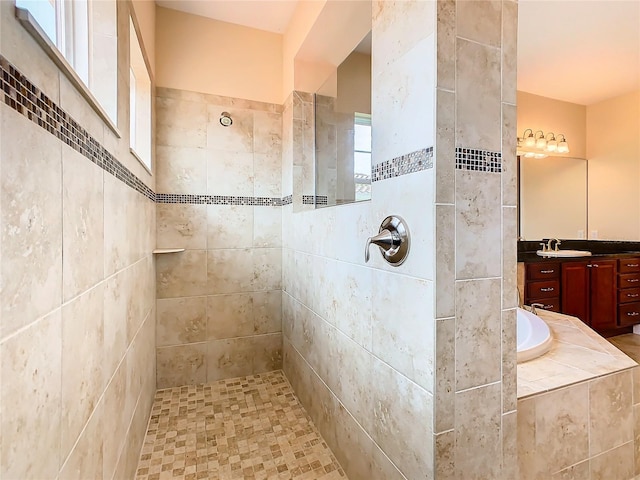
(627, 264, 639, 267)
(627, 293, 640, 298)
(627, 312, 640, 317)
(540, 287, 555, 292)
(540, 269, 555, 274)
(628, 279, 639, 283)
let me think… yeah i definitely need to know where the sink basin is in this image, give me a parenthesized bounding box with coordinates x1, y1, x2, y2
(536, 249, 592, 257)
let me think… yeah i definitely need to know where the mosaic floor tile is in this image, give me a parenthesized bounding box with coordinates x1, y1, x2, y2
(136, 371, 347, 480)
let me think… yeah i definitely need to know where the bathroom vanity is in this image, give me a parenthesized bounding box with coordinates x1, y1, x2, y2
(520, 242, 640, 336)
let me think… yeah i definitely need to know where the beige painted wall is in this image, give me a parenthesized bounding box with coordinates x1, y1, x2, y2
(337, 51, 371, 114)
(517, 90, 586, 159)
(587, 90, 640, 240)
(130, 0, 155, 74)
(155, 7, 283, 104)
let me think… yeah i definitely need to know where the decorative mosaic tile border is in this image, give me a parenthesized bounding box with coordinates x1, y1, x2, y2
(282, 195, 293, 206)
(156, 194, 282, 206)
(372, 147, 434, 182)
(0, 55, 156, 202)
(455, 147, 502, 173)
(302, 195, 328, 206)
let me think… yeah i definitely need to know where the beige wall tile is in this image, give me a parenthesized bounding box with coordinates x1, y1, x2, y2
(157, 249, 208, 298)
(156, 145, 208, 194)
(589, 370, 633, 455)
(253, 247, 282, 291)
(157, 296, 207, 346)
(59, 400, 104, 480)
(502, 103, 518, 207)
(206, 107, 254, 153)
(331, 402, 374, 480)
(455, 39, 501, 152)
(371, 36, 435, 164)
(253, 206, 282, 248)
(206, 334, 281, 381)
(103, 361, 128, 480)
(103, 174, 133, 276)
(435, 89, 455, 204)
(253, 111, 282, 156)
(157, 343, 207, 389)
(633, 366, 640, 405)
(61, 285, 105, 460)
(590, 441, 634, 480)
(1, 109, 62, 337)
(370, 358, 434, 480)
(551, 461, 590, 480)
(436, 0, 455, 91)
(502, 207, 518, 309)
(207, 292, 254, 339)
(517, 397, 539, 480)
(435, 318, 455, 433)
(457, 0, 502, 47)
(635, 403, 640, 476)
(435, 430, 455, 479)
(157, 203, 207, 249)
(156, 97, 207, 148)
(455, 170, 502, 279)
(502, 1, 518, 105)
(207, 249, 254, 294)
(0, 311, 61, 479)
(372, 270, 434, 392)
(252, 290, 282, 335)
(435, 204, 455, 318)
(332, 261, 373, 350)
(536, 384, 590, 475)
(207, 205, 254, 249)
(455, 383, 502, 478)
(62, 147, 104, 301)
(502, 308, 517, 413)
(455, 278, 502, 391)
(254, 152, 282, 197)
(502, 410, 518, 479)
(206, 151, 254, 196)
(103, 268, 128, 383)
(372, 0, 435, 74)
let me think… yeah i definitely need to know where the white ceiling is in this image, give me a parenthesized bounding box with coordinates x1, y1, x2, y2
(518, 0, 640, 106)
(155, 0, 298, 34)
(155, 0, 640, 106)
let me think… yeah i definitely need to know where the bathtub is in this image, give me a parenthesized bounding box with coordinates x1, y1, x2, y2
(517, 307, 553, 363)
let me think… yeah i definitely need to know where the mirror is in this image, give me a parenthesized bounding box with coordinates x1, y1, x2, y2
(518, 156, 587, 240)
(315, 33, 371, 207)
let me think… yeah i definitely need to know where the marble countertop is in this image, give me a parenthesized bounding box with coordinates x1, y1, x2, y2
(517, 310, 638, 399)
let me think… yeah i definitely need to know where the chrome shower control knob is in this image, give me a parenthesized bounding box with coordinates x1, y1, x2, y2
(364, 215, 410, 266)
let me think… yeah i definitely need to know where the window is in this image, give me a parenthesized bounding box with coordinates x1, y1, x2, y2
(129, 18, 151, 170)
(16, 0, 118, 125)
(354, 113, 372, 201)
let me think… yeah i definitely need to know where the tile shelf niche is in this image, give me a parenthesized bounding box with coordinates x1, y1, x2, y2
(152, 249, 185, 254)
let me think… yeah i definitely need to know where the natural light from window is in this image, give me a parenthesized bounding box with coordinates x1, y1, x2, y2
(129, 18, 152, 170)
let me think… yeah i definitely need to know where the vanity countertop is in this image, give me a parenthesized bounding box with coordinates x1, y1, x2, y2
(517, 310, 637, 399)
(518, 251, 640, 263)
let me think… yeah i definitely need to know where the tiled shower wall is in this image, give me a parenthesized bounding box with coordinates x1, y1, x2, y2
(154, 87, 283, 388)
(0, 2, 156, 479)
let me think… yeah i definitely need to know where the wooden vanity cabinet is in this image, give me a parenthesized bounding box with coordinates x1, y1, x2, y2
(560, 259, 617, 329)
(618, 257, 640, 326)
(525, 262, 560, 312)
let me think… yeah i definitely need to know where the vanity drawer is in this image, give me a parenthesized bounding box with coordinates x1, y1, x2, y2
(618, 302, 640, 326)
(618, 273, 640, 288)
(618, 288, 640, 304)
(527, 263, 560, 280)
(619, 258, 640, 274)
(528, 298, 560, 313)
(526, 280, 559, 299)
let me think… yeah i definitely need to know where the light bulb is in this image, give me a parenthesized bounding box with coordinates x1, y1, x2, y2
(546, 140, 558, 152)
(557, 141, 569, 153)
(536, 137, 547, 149)
(524, 135, 535, 147)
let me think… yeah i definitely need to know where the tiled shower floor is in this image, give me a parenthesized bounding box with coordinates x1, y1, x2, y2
(135, 371, 347, 480)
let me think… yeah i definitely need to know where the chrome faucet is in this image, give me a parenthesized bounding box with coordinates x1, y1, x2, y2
(547, 238, 561, 251)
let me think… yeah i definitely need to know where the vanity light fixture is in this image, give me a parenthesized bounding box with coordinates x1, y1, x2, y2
(517, 129, 570, 158)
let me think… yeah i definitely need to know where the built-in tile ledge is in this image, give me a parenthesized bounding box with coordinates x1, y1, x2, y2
(517, 310, 637, 399)
(153, 249, 185, 254)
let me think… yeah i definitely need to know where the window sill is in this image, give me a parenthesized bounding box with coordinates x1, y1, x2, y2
(130, 147, 152, 175)
(16, 6, 121, 138)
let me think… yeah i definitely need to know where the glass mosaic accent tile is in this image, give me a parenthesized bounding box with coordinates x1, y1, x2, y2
(455, 147, 502, 173)
(371, 147, 434, 182)
(135, 371, 347, 480)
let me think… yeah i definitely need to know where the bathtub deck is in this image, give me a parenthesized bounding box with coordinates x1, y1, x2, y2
(135, 371, 346, 480)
